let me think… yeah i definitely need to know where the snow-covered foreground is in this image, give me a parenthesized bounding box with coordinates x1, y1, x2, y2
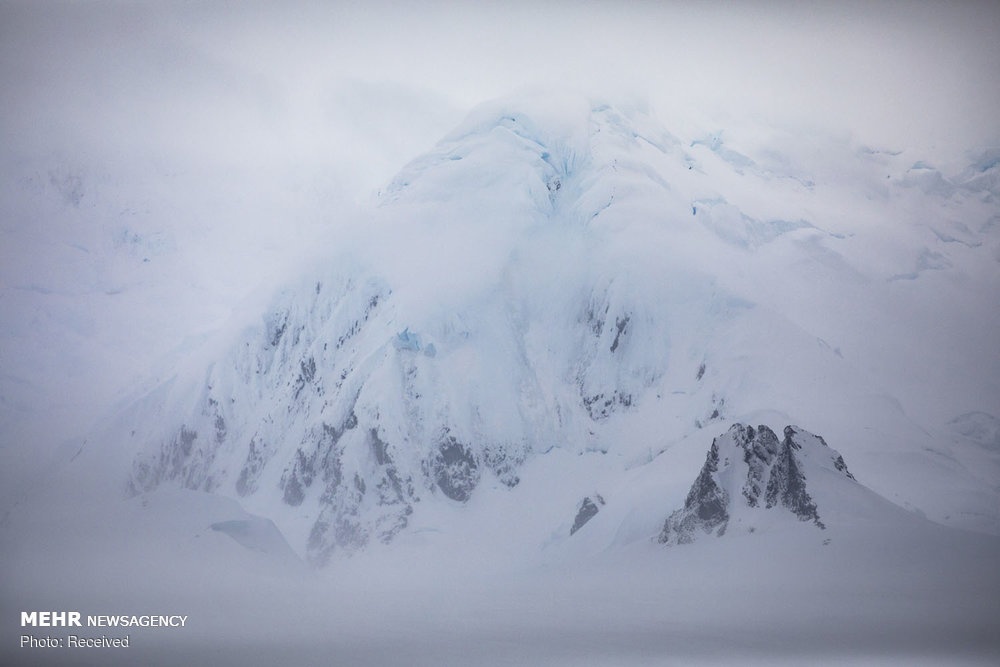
(2, 440, 999, 666)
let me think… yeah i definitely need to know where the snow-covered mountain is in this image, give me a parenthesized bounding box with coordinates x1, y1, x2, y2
(3, 89, 1000, 666)
(81, 92, 1000, 568)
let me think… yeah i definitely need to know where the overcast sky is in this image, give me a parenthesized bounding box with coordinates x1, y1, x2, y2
(2, 0, 999, 178)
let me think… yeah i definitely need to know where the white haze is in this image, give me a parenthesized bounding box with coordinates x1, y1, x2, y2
(2, 2, 1000, 666)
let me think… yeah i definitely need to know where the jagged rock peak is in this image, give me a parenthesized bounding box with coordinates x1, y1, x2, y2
(659, 423, 856, 545)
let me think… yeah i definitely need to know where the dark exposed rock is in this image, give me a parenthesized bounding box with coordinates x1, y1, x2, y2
(584, 302, 608, 336)
(740, 424, 779, 507)
(609, 315, 629, 353)
(705, 394, 725, 424)
(280, 420, 348, 506)
(660, 423, 855, 545)
(283, 471, 306, 506)
(833, 454, 855, 480)
(482, 444, 523, 488)
(268, 311, 288, 347)
(765, 427, 824, 528)
(293, 356, 317, 400)
(236, 436, 268, 497)
(370, 427, 391, 466)
(213, 414, 227, 444)
(177, 426, 197, 456)
(281, 448, 314, 506)
(431, 434, 480, 502)
(659, 438, 729, 544)
(129, 425, 219, 496)
(582, 390, 634, 421)
(570, 494, 606, 536)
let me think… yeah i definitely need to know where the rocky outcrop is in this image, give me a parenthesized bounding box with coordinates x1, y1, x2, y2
(429, 432, 480, 502)
(570, 494, 606, 536)
(659, 424, 855, 545)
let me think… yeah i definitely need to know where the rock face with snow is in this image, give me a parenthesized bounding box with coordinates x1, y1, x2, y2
(659, 424, 856, 545)
(122, 94, 688, 565)
(110, 92, 1000, 564)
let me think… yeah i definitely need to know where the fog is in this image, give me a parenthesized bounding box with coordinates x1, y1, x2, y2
(2, 450, 998, 666)
(5, 1, 1000, 163)
(2, 2, 1000, 665)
